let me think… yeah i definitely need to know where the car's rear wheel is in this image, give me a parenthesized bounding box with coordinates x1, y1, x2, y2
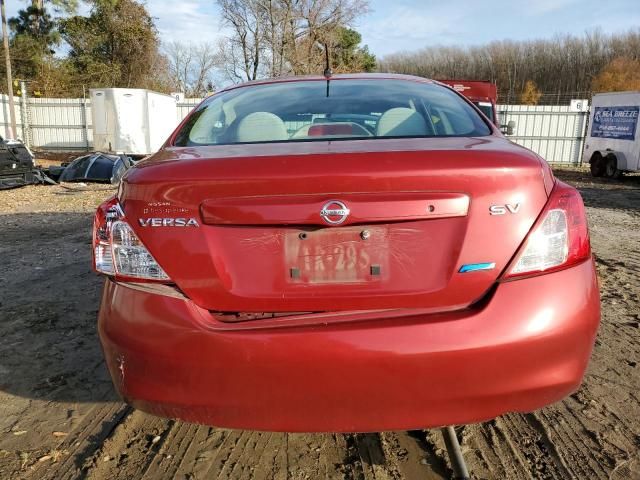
(589, 153, 605, 177)
(604, 154, 622, 179)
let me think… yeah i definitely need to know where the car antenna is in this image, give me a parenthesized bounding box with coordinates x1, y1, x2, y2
(323, 42, 332, 97)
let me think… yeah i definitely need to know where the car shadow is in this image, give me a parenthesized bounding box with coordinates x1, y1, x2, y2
(553, 169, 640, 212)
(577, 186, 640, 212)
(0, 210, 118, 403)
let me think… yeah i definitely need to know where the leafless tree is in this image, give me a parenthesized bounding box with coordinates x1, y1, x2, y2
(164, 41, 218, 96)
(216, 0, 369, 82)
(216, 38, 250, 83)
(379, 29, 640, 104)
(217, 0, 266, 81)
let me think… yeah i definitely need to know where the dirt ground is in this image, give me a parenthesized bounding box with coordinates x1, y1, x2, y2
(0, 169, 639, 480)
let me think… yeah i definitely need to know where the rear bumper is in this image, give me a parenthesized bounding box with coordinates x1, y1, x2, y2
(98, 259, 600, 433)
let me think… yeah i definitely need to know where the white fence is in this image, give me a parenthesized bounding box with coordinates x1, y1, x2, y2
(0, 94, 589, 164)
(0, 95, 202, 152)
(498, 104, 589, 164)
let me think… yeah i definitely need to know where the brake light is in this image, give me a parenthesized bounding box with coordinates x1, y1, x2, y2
(92, 197, 170, 282)
(503, 181, 590, 279)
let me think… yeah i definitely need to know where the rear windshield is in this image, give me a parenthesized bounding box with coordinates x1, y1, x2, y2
(173, 79, 492, 146)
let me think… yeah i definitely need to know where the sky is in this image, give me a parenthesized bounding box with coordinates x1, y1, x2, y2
(356, 0, 640, 56)
(4, 0, 640, 58)
(147, 0, 640, 57)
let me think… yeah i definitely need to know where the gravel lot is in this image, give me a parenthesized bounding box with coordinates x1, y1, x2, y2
(0, 169, 639, 480)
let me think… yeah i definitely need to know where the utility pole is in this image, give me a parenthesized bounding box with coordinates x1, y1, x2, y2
(1, 0, 17, 139)
(19, 79, 31, 147)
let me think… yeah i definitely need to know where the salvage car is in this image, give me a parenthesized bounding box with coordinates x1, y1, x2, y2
(93, 74, 600, 433)
(0, 138, 35, 189)
(55, 152, 133, 184)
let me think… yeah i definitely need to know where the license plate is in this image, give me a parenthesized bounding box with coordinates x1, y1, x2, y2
(285, 226, 389, 283)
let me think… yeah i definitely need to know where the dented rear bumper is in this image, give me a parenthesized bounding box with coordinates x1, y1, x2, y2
(98, 259, 600, 433)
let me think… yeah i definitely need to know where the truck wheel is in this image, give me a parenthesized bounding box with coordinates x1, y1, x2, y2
(589, 154, 605, 177)
(604, 155, 622, 179)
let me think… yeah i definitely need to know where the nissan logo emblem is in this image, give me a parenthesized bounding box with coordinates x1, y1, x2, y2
(320, 200, 350, 225)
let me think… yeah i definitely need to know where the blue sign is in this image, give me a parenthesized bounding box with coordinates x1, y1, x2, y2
(591, 106, 639, 141)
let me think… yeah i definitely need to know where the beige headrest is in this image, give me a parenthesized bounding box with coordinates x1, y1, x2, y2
(236, 112, 288, 143)
(376, 107, 427, 137)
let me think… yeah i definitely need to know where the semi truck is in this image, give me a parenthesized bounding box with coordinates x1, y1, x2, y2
(438, 79, 499, 125)
(585, 91, 640, 178)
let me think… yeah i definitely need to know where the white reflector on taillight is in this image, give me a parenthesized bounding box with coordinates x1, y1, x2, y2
(111, 221, 169, 281)
(509, 209, 568, 274)
(95, 244, 115, 274)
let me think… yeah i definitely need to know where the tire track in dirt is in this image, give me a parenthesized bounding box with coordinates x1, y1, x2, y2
(378, 431, 448, 480)
(353, 433, 399, 479)
(22, 403, 131, 480)
(141, 420, 208, 478)
(68, 422, 452, 480)
(81, 410, 174, 479)
(76, 413, 373, 480)
(462, 416, 569, 479)
(191, 429, 363, 479)
(542, 390, 635, 478)
(448, 421, 526, 479)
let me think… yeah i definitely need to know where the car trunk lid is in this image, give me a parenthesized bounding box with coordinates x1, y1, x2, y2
(120, 137, 548, 313)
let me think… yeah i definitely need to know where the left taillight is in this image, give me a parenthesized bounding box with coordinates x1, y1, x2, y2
(92, 197, 170, 282)
(502, 181, 591, 280)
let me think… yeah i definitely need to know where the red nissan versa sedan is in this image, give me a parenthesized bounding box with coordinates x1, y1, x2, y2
(93, 74, 600, 433)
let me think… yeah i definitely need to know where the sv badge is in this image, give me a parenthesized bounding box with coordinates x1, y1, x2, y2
(489, 204, 521, 215)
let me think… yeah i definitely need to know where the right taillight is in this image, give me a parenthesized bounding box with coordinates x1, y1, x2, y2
(502, 181, 590, 279)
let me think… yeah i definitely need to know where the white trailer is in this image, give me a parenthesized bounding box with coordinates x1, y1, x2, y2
(90, 88, 178, 156)
(585, 91, 640, 178)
